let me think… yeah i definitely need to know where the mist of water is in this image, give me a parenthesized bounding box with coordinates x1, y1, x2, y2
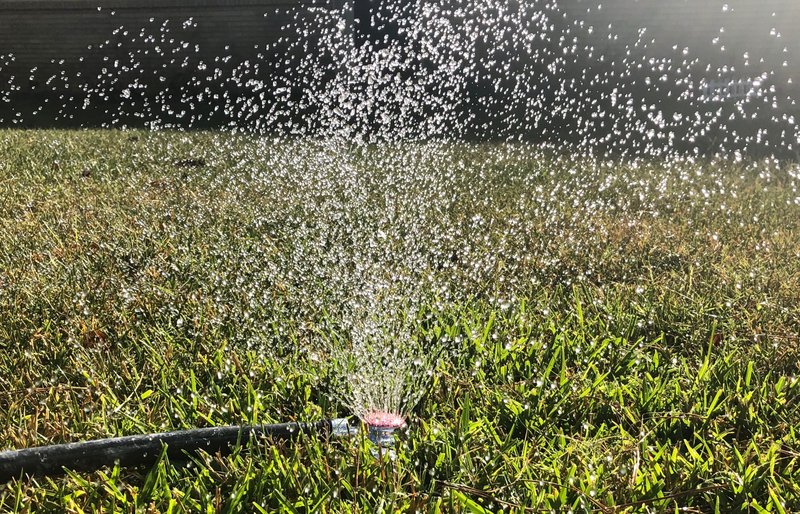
(1, 0, 798, 424)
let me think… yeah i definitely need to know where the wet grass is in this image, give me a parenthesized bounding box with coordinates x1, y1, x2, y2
(0, 129, 799, 512)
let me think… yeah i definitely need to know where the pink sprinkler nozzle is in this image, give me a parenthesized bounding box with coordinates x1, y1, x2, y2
(364, 412, 406, 453)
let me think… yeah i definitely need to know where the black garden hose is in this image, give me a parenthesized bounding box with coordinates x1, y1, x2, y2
(0, 418, 355, 481)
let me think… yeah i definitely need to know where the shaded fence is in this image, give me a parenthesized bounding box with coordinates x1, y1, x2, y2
(0, 0, 347, 127)
(0, 0, 798, 155)
(0, 0, 306, 73)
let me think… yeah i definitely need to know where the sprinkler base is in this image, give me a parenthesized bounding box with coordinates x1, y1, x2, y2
(364, 412, 405, 458)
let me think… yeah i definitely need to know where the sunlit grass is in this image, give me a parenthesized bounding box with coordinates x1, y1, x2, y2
(0, 129, 799, 512)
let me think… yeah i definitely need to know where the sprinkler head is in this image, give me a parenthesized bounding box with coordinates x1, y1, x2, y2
(364, 412, 406, 453)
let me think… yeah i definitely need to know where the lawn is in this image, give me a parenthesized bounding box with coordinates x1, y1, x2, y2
(0, 129, 799, 512)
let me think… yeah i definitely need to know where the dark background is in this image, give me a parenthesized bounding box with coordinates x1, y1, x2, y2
(1, 0, 798, 156)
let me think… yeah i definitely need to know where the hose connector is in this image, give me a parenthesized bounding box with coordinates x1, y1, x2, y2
(329, 417, 358, 439)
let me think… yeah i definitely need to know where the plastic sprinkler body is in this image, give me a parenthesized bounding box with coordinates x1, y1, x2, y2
(364, 412, 406, 458)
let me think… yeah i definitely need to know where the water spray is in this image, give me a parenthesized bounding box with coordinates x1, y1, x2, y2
(0, 418, 356, 482)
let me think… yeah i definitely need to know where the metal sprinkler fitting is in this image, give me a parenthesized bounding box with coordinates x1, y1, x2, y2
(364, 412, 405, 457)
